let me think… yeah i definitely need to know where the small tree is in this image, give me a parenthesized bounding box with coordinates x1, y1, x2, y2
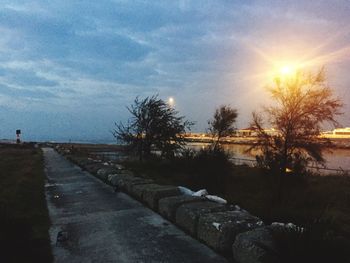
(113, 95, 192, 160)
(250, 68, 343, 176)
(208, 105, 238, 148)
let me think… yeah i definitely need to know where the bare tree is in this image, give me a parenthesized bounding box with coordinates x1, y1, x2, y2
(113, 95, 192, 160)
(250, 68, 343, 176)
(208, 105, 238, 149)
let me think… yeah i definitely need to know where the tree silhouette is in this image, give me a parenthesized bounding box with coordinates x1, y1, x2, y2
(208, 105, 238, 149)
(250, 68, 343, 176)
(113, 95, 192, 160)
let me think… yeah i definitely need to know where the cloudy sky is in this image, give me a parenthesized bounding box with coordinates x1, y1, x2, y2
(0, 0, 350, 142)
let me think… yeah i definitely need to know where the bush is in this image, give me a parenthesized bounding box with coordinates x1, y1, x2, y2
(272, 221, 350, 263)
(189, 146, 232, 193)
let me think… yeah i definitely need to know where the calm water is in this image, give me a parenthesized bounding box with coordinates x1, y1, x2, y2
(91, 142, 350, 175)
(187, 142, 350, 175)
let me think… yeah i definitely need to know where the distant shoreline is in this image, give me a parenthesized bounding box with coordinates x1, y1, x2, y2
(183, 136, 350, 149)
(2, 136, 350, 150)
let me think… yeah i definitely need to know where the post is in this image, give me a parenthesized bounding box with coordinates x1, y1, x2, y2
(16, 129, 21, 144)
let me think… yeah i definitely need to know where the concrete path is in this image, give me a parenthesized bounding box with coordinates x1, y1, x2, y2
(43, 148, 227, 263)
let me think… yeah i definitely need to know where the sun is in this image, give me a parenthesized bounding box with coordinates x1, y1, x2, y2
(274, 63, 300, 78)
(280, 65, 293, 75)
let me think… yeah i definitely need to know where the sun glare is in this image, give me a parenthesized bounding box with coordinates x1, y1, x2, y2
(280, 65, 293, 75)
(272, 62, 302, 79)
(274, 63, 300, 79)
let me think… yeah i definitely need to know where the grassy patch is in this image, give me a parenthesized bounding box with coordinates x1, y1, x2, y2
(0, 143, 52, 263)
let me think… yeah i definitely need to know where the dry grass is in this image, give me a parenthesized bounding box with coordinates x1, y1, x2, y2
(0, 143, 52, 263)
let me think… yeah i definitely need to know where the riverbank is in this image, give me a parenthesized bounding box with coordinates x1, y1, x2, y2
(184, 136, 350, 149)
(0, 143, 52, 262)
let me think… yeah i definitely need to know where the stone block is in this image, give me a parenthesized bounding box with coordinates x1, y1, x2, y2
(232, 227, 280, 263)
(130, 184, 181, 210)
(108, 173, 137, 188)
(197, 210, 263, 253)
(175, 201, 226, 236)
(143, 185, 181, 211)
(83, 163, 104, 174)
(109, 175, 153, 193)
(78, 159, 91, 167)
(124, 178, 154, 194)
(96, 167, 118, 180)
(158, 195, 205, 221)
(107, 173, 118, 185)
(128, 183, 154, 200)
(110, 169, 134, 178)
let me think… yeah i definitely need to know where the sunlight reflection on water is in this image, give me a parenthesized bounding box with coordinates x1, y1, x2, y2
(187, 142, 350, 175)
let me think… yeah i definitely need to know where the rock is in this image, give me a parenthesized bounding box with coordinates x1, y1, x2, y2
(107, 173, 137, 188)
(115, 169, 134, 176)
(175, 201, 226, 236)
(107, 173, 127, 185)
(83, 163, 104, 174)
(198, 210, 263, 253)
(114, 164, 125, 170)
(124, 178, 154, 194)
(270, 222, 305, 234)
(143, 185, 181, 211)
(128, 182, 153, 200)
(96, 167, 118, 180)
(107, 174, 117, 185)
(158, 195, 205, 221)
(232, 227, 280, 263)
(130, 184, 181, 210)
(78, 159, 91, 167)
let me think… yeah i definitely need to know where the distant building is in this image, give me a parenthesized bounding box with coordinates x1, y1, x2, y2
(235, 128, 257, 137)
(235, 128, 279, 137)
(333, 127, 350, 136)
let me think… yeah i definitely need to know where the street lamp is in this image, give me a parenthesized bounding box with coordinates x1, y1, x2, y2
(168, 97, 175, 106)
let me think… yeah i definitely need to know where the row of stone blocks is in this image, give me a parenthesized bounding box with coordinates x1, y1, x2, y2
(62, 153, 280, 263)
(97, 167, 279, 263)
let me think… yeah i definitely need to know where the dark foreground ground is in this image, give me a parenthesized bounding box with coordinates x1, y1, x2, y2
(0, 143, 52, 262)
(43, 147, 227, 263)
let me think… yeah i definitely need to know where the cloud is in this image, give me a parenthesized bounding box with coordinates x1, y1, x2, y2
(0, 0, 349, 140)
(0, 68, 58, 87)
(0, 84, 56, 98)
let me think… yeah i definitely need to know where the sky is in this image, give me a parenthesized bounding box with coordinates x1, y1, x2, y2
(0, 0, 350, 142)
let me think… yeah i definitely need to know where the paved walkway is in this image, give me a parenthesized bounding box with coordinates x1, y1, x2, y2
(43, 148, 227, 263)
